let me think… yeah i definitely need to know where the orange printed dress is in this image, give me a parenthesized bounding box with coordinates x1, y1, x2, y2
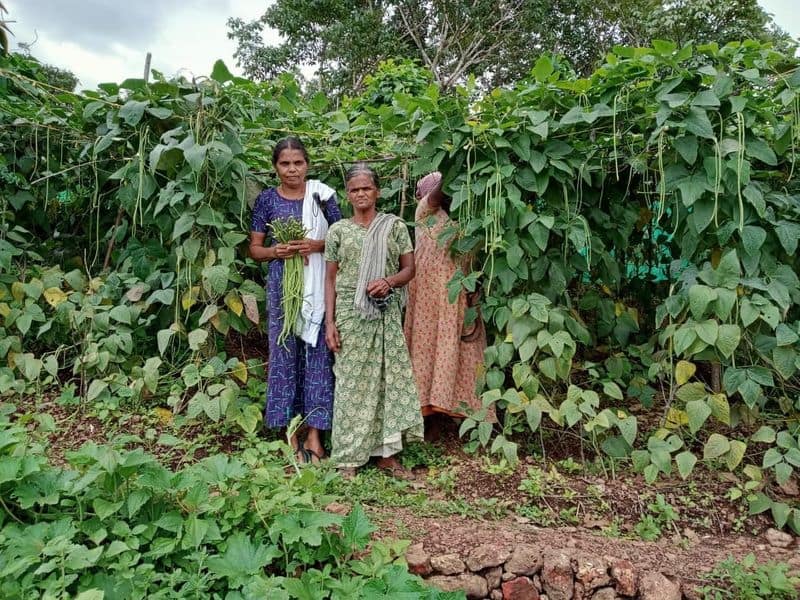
(404, 195, 487, 418)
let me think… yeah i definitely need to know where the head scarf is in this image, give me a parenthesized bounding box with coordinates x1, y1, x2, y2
(416, 171, 442, 199)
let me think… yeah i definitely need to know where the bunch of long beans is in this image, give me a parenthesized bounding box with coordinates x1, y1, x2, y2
(270, 217, 308, 347)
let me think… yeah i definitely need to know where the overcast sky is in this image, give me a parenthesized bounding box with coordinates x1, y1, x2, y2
(4, 0, 800, 92)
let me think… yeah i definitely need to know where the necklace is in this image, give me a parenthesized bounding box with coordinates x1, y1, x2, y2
(278, 183, 305, 200)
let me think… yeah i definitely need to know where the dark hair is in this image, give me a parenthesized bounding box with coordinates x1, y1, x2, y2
(272, 136, 309, 166)
(345, 163, 380, 188)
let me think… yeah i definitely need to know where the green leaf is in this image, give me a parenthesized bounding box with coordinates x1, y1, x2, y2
(703, 433, 730, 460)
(603, 381, 624, 400)
(716, 324, 741, 359)
(341, 504, 376, 551)
(172, 214, 195, 240)
(676, 382, 707, 403)
(211, 59, 234, 83)
(695, 320, 718, 345)
(184, 143, 207, 172)
(207, 532, 280, 583)
(775, 462, 793, 486)
(686, 399, 711, 434)
(740, 225, 766, 256)
(157, 328, 175, 355)
(87, 379, 108, 401)
(533, 55, 554, 82)
(691, 90, 720, 107)
(684, 107, 714, 139)
(119, 100, 148, 126)
(202, 265, 230, 297)
(726, 440, 746, 470)
(772, 502, 791, 529)
(745, 137, 777, 166)
(751, 425, 776, 444)
(188, 329, 208, 351)
(688, 285, 716, 319)
(673, 136, 698, 164)
(675, 451, 697, 479)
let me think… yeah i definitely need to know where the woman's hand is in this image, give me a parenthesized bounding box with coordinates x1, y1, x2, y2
(366, 278, 392, 298)
(325, 322, 341, 352)
(274, 243, 298, 259)
(289, 238, 324, 265)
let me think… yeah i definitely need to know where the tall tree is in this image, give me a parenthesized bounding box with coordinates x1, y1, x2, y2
(228, 0, 794, 95)
(1, 1, 12, 55)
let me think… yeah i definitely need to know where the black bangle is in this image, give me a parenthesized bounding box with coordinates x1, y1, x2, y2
(383, 278, 392, 289)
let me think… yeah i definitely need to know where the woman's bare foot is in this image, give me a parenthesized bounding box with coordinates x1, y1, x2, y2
(338, 467, 357, 480)
(376, 456, 409, 477)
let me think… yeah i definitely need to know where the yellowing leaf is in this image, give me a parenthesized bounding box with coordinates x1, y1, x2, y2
(627, 307, 639, 326)
(708, 393, 731, 425)
(89, 277, 103, 292)
(182, 286, 200, 310)
(0, 303, 10, 318)
(210, 311, 230, 335)
(241, 293, 259, 325)
(675, 360, 696, 385)
(225, 291, 243, 316)
(614, 301, 625, 317)
(666, 407, 688, 429)
(11, 282, 25, 302)
(43, 287, 69, 308)
(231, 361, 248, 383)
(7, 351, 17, 369)
(154, 407, 173, 425)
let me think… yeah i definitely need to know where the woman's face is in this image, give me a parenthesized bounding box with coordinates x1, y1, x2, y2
(346, 174, 379, 211)
(274, 148, 308, 187)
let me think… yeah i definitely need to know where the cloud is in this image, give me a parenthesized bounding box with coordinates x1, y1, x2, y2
(4, 0, 272, 90)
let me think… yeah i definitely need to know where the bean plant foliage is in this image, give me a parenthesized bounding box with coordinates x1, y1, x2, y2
(1, 36, 800, 592)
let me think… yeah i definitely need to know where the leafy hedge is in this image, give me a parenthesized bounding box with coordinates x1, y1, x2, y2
(0, 410, 459, 599)
(2, 40, 800, 532)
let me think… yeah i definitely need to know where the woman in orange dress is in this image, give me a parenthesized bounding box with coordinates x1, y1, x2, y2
(404, 172, 489, 436)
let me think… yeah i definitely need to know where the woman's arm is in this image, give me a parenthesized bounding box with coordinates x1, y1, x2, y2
(248, 231, 297, 262)
(324, 261, 341, 352)
(366, 252, 415, 298)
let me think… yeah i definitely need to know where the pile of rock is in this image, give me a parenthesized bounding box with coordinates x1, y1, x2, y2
(406, 543, 685, 600)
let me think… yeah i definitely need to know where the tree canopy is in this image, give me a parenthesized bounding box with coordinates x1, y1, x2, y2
(228, 0, 796, 96)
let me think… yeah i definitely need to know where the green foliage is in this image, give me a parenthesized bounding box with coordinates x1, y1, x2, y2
(0, 410, 456, 598)
(698, 554, 800, 600)
(227, 0, 794, 95)
(633, 494, 678, 541)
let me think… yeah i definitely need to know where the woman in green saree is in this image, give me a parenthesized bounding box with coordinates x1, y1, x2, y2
(324, 164, 423, 475)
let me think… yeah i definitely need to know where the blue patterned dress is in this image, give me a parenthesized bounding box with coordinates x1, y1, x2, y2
(251, 187, 341, 430)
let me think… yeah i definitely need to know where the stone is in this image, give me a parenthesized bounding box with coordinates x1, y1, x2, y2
(610, 559, 637, 596)
(466, 544, 511, 572)
(501, 576, 540, 600)
(506, 544, 543, 576)
(765, 527, 794, 549)
(323, 501, 350, 515)
(591, 587, 620, 600)
(779, 475, 800, 497)
(639, 572, 681, 600)
(406, 543, 432, 576)
(503, 571, 517, 582)
(486, 566, 503, 590)
(541, 551, 574, 600)
(491, 590, 504, 600)
(574, 553, 610, 591)
(427, 574, 489, 599)
(431, 553, 466, 575)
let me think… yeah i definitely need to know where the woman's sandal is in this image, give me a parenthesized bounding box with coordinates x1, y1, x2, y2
(303, 447, 326, 465)
(295, 447, 312, 465)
